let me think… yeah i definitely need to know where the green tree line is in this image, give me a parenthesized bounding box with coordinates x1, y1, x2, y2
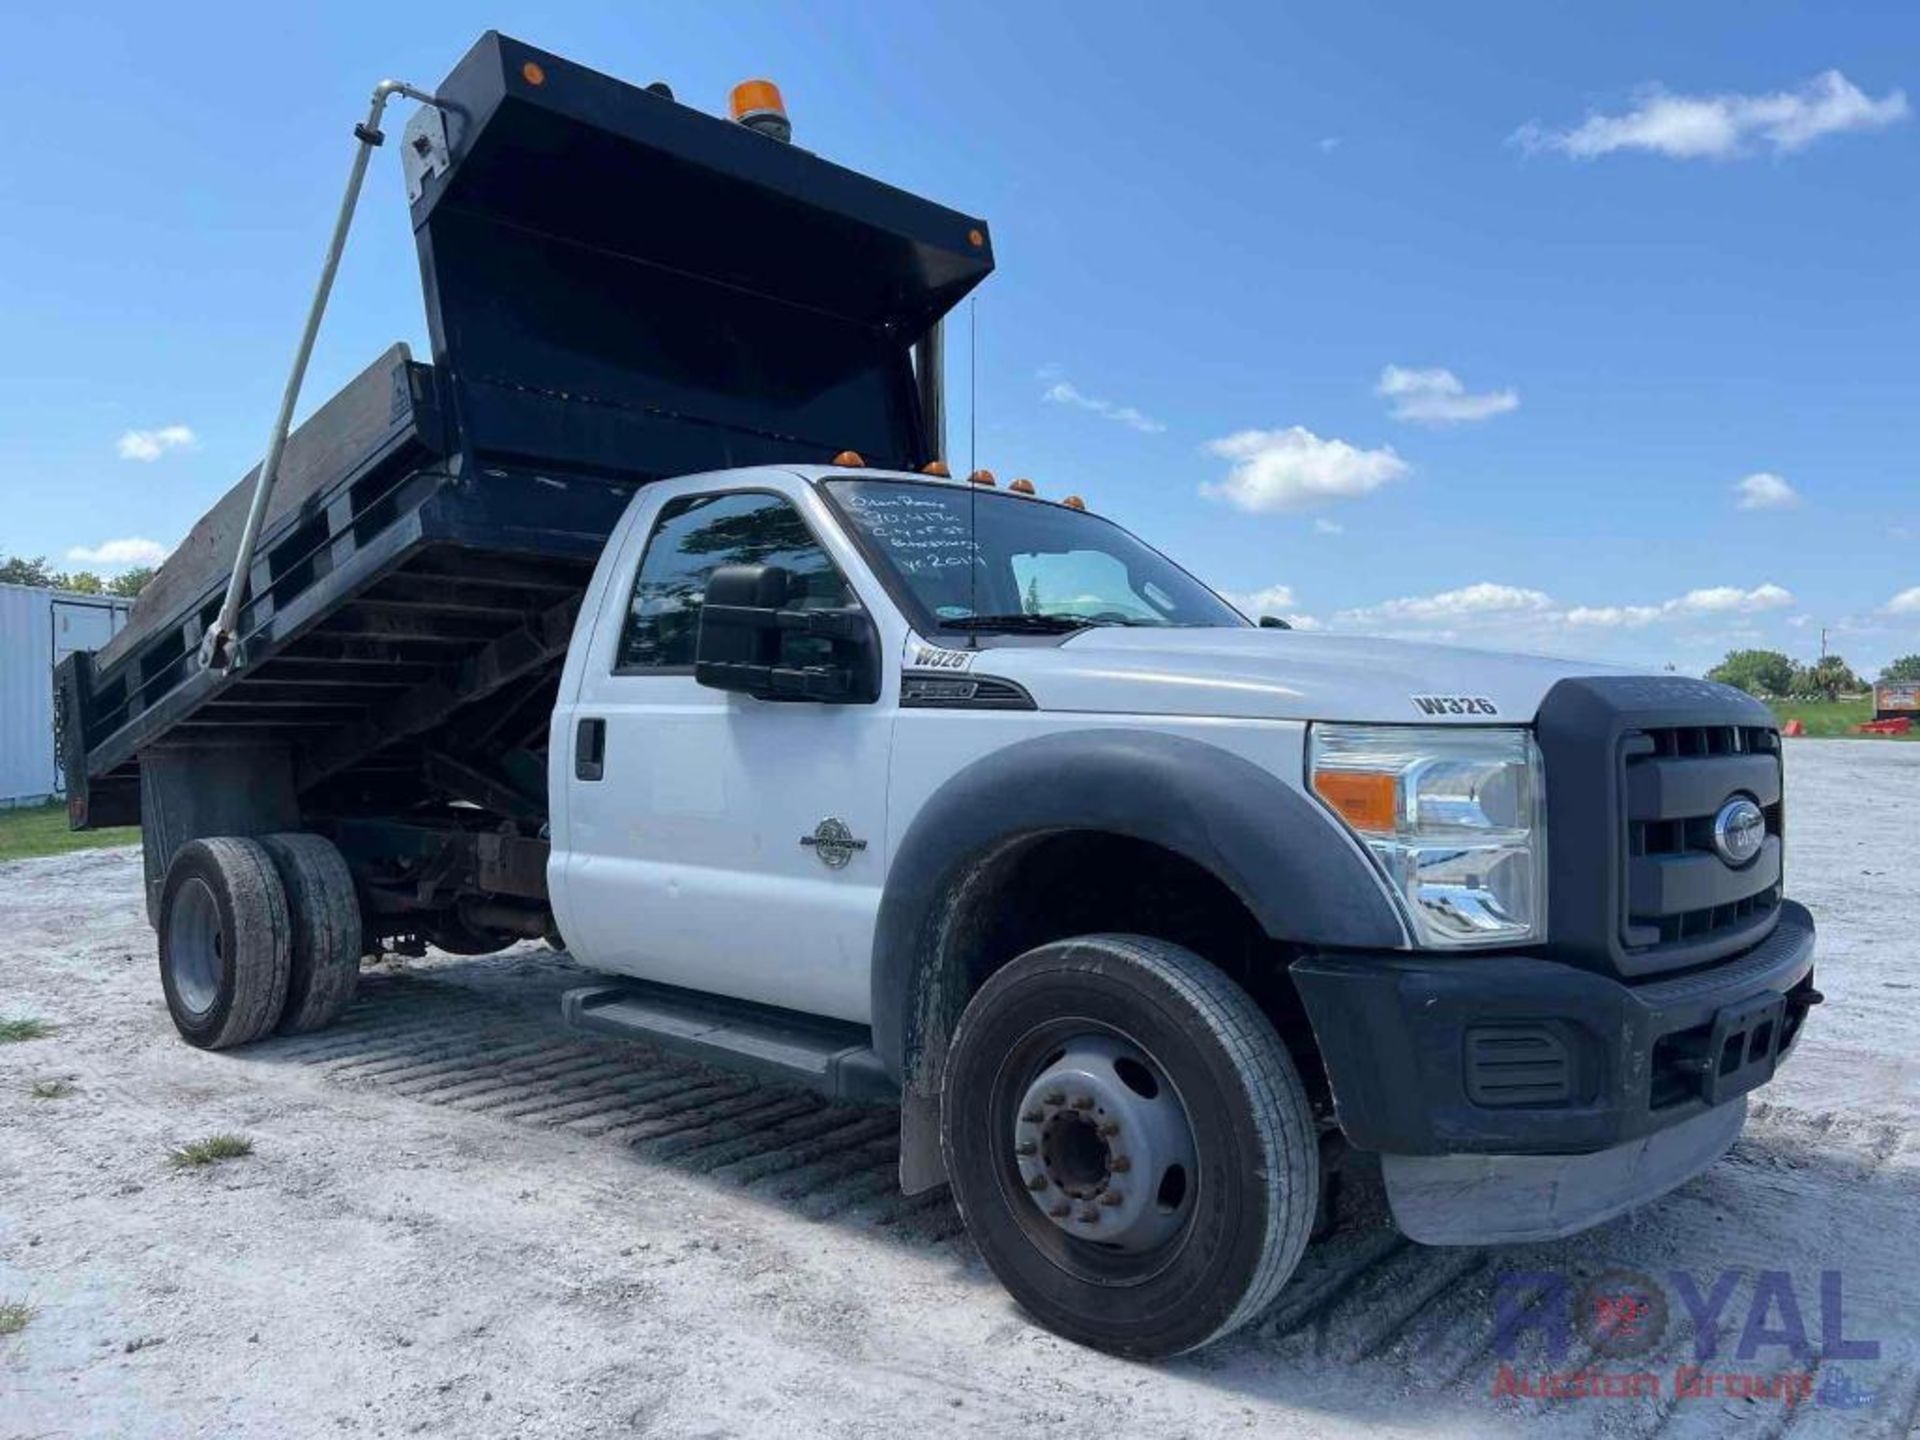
(1, 553, 153, 598)
(1707, 648, 1920, 699)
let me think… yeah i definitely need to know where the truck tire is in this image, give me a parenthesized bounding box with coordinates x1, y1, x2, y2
(260, 833, 362, 1035)
(941, 934, 1318, 1358)
(157, 837, 292, 1050)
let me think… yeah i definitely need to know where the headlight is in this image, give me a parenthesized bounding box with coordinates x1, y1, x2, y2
(1309, 724, 1546, 948)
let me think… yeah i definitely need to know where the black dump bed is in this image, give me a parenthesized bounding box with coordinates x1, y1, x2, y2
(60, 32, 991, 842)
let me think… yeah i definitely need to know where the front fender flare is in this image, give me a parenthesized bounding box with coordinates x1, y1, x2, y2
(869, 728, 1406, 1096)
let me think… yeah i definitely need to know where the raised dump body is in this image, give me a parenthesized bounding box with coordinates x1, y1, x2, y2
(57, 31, 991, 934)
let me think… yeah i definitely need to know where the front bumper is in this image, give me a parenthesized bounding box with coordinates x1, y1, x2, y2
(1291, 899, 1818, 1157)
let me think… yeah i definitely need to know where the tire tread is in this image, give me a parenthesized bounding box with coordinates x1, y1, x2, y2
(943, 932, 1318, 1355)
(260, 833, 361, 1035)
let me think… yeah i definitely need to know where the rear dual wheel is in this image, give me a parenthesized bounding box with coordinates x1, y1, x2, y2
(941, 934, 1318, 1358)
(158, 833, 361, 1049)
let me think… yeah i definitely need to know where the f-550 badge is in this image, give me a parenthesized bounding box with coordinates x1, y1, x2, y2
(1410, 694, 1500, 717)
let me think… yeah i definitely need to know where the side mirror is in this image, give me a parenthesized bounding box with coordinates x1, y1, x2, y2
(694, 563, 880, 703)
(1258, 615, 1292, 630)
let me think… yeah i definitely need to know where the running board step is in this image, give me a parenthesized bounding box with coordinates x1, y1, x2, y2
(561, 981, 896, 1104)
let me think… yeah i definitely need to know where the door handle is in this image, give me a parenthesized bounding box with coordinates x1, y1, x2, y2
(575, 718, 606, 781)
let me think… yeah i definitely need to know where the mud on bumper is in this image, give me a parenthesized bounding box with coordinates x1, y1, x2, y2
(1291, 899, 1818, 1159)
(1291, 900, 1816, 1243)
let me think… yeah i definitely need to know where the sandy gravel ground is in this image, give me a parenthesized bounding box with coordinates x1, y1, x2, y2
(1, 740, 1916, 1438)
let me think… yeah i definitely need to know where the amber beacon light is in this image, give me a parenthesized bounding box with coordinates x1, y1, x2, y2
(730, 79, 792, 142)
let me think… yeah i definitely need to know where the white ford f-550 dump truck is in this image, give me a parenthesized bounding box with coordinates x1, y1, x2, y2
(57, 34, 1819, 1358)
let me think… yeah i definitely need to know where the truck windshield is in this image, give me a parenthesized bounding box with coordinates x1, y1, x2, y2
(824, 479, 1247, 634)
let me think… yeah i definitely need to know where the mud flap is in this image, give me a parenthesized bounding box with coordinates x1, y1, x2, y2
(1381, 1096, 1747, 1245)
(898, 1090, 947, 1195)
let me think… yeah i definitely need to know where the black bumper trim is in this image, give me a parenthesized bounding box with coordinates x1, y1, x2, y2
(1291, 899, 1816, 1156)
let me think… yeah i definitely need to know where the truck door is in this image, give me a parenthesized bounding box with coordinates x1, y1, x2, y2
(556, 486, 895, 1025)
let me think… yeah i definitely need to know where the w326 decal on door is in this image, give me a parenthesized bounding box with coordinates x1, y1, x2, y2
(1410, 694, 1500, 717)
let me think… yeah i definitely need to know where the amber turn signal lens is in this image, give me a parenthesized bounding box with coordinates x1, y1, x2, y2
(1009, 478, 1036, 495)
(967, 469, 996, 487)
(921, 460, 951, 477)
(1312, 770, 1398, 834)
(832, 450, 866, 467)
(521, 61, 547, 86)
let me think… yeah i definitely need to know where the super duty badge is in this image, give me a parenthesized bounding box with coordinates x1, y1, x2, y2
(1411, 694, 1500, 717)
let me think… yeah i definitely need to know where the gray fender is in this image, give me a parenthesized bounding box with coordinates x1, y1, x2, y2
(870, 727, 1406, 1102)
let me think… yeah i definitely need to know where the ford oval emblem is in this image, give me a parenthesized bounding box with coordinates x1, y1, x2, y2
(1711, 797, 1766, 867)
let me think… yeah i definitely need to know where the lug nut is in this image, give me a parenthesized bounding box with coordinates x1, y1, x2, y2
(1109, 1154, 1132, 1173)
(1098, 1191, 1124, 1207)
(1020, 1108, 1044, 1123)
(1077, 1206, 1100, 1224)
(1070, 1095, 1094, 1110)
(1048, 1201, 1070, 1218)
(1042, 1090, 1065, 1106)
(1097, 1120, 1120, 1137)
(1026, 1173, 1049, 1192)
(1015, 1140, 1037, 1157)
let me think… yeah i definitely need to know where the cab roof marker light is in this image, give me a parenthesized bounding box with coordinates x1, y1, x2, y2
(967, 469, 996, 487)
(1061, 495, 1086, 510)
(832, 450, 866, 468)
(921, 461, 951, 477)
(1009, 478, 1036, 495)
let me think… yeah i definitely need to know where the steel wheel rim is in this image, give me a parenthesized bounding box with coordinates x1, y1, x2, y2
(992, 1019, 1201, 1286)
(167, 876, 224, 1017)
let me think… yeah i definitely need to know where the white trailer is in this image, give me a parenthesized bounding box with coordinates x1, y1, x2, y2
(0, 582, 130, 807)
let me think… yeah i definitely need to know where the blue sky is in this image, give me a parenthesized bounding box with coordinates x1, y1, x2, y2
(3, 2, 1916, 675)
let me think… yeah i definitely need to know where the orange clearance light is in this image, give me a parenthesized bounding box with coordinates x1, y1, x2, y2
(832, 450, 866, 468)
(967, 468, 997, 487)
(920, 460, 951, 477)
(1061, 495, 1085, 510)
(521, 61, 547, 86)
(967, 227, 986, 249)
(730, 79, 792, 142)
(1009, 477, 1036, 495)
(1312, 769, 1398, 835)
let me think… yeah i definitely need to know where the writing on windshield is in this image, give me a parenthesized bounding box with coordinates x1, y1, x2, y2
(825, 479, 1245, 633)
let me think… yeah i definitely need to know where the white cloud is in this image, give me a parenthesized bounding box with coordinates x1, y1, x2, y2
(1565, 604, 1665, 628)
(67, 536, 169, 569)
(116, 424, 197, 461)
(1328, 580, 1794, 640)
(1337, 582, 1553, 628)
(1376, 366, 1519, 425)
(1734, 472, 1800, 510)
(1228, 583, 1322, 630)
(1515, 70, 1909, 161)
(1314, 517, 1345, 535)
(1670, 582, 1794, 615)
(1234, 584, 1297, 612)
(1887, 586, 1920, 614)
(1042, 379, 1165, 434)
(1201, 426, 1409, 513)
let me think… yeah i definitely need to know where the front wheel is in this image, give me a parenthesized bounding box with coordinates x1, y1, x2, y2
(941, 934, 1318, 1358)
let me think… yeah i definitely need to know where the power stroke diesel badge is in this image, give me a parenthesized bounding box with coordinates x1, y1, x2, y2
(800, 817, 868, 869)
